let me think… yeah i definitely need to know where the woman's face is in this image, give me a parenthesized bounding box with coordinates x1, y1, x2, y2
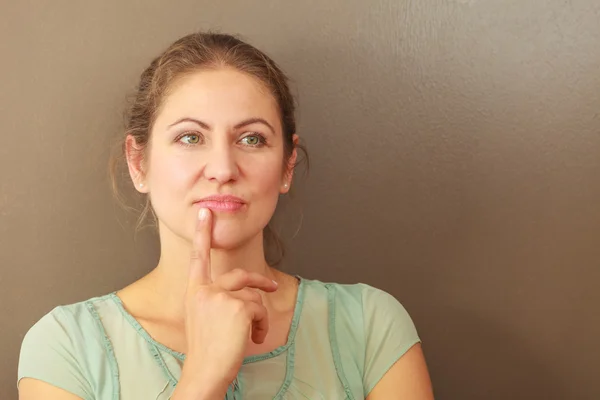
(139, 68, 295, 249)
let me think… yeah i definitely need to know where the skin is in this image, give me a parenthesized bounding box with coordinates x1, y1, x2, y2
(19, 68, 434, 400)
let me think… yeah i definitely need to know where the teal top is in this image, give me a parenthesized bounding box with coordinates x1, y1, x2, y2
(18, 278, 421, 400)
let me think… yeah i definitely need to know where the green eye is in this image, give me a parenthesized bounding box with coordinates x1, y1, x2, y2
(241, 135, 263, 146)
(181, 134, 200, 145)
(245, 136, 259, 145)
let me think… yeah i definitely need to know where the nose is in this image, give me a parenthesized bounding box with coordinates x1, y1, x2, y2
(202, 140, 239, 184)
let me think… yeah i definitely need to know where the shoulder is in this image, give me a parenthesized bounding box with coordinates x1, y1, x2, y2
(302, 278, 411, 318)
(21, 294, 114, 342)
(301, 278, 418, 343)
(300, 278, 421, 396)
(19, 294, 117, 370)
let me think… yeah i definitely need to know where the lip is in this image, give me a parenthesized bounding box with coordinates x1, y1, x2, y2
(193, 195, 246, 213)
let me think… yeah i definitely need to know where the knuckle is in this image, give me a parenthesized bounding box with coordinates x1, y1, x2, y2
(193, 288, 210, 302)
(249, 291, 262, 303)
(231, 299, 246, 313)
(256, 305, 267, 320)
(233, 268, 248, 281)
(214, 291, 229, 302)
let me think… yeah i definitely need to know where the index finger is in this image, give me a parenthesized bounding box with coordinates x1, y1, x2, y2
(188, 207, 213, 287)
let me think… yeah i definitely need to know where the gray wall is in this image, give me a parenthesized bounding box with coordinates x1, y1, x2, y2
(1, 1, 599, 399)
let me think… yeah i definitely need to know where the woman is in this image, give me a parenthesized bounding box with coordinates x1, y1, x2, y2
(18, 32, 434, 399)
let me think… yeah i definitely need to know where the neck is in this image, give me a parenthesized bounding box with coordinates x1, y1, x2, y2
(145, 222, 276, 319)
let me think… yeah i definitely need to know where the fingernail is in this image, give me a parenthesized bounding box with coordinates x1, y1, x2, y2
(272, 280, 278, 286)
(198, 208, 209, 221)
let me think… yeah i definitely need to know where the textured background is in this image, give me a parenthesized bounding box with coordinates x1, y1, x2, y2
(1, 1, 599, 399)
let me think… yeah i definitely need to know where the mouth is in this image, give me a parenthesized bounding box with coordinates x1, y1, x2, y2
(193, 195, 246, 213)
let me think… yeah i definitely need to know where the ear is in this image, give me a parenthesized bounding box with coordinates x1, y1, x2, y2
(125, 134, 147, 193)
(281, 134, 299, 194)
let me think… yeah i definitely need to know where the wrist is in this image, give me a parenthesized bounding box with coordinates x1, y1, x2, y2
(172, 377, 228, 400)
(174, 358, 231, 400)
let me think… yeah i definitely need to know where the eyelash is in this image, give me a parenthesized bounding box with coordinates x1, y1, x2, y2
(175, 132, 268, 148)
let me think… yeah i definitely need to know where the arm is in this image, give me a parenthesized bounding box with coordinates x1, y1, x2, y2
(366, 343, 434, 400)
(360, 284, 434, 399)
(19, 379, 83, 400)
(17, 308, 93, 400)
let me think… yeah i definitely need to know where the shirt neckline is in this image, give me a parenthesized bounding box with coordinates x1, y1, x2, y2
(110, 275, 307, 364)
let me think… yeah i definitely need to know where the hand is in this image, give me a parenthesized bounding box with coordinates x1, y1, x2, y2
(179, 208, 279, 395)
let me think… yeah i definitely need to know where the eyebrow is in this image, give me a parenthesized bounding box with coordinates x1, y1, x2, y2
(168, 117, 276, 134)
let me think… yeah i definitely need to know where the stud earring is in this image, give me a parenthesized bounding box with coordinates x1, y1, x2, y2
(283, 183, 289, 189)
(139, 183, 144, 188)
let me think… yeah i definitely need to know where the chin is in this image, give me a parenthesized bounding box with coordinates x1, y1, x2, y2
(209, 219, 260, 250)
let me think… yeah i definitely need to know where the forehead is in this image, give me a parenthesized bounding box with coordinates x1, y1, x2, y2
(156, 68, 280, 126)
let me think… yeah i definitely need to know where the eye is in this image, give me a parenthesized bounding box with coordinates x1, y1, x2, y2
(239, 133, 266, 147)
(177, 133, 201, 146)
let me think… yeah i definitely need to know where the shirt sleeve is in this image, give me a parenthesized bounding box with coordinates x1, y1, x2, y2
(361, 284, 421, 396)
(18, 307, 93, 400)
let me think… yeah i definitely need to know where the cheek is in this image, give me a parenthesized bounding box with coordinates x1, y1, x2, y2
(243, 154, 284, 197)
(146, 151, 195, 210)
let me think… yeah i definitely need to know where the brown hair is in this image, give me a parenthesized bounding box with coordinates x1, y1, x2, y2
(109, 31, 308, 266)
